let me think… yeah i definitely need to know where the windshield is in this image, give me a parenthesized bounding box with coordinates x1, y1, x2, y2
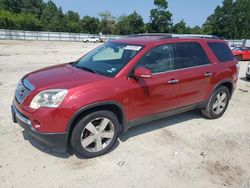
(74, 42, 143, 77)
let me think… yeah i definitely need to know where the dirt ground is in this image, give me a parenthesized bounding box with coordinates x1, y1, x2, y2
(0, 40, 250, 188)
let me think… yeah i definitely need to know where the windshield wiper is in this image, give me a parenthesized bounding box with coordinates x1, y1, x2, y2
(75, 65, 97, 74)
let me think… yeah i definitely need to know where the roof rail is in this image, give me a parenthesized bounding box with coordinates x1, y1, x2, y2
(128, 33, 172, 38)
(168, 34, 220, 39)
(127, 33, 219, 39)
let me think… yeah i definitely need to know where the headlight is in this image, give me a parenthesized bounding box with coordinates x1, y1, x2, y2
(30, 89, 68, 109)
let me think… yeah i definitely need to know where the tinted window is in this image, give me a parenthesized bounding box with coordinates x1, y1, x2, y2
(174, 42, 210, 69)
(208, 42, 235, 62)
(136, 44, 175, 74)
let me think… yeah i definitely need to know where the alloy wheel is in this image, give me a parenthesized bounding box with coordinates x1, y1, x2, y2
(212, 91, 227, 115)
(80, 117, 115, 152)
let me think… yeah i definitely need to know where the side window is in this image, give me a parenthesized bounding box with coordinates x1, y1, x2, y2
(136, 44, 175, 74)
(174, 42, 210, 69)
(208, 42, 235, 62)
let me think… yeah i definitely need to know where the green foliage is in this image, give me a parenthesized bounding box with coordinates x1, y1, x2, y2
(40, 0, 64, 31)
(0, 0, 44, 17)
(63, 11, 81, 33)
(99, 11, 116, 34)
(0, 9, 17, 29)
(16, 12, 42, 30)
(0, 0, 249, 38)
(149, 0, 172, 33)
(0, 10, 41, 30)
(81, 16, 99, 34)
(203, 0, 250, 38)
(172, 20, 187, 34)
(116, 11, 145, 35)
(189, 26, 203, 34)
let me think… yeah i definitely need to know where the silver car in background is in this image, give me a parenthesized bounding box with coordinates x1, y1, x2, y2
(83, 36, 100, 43)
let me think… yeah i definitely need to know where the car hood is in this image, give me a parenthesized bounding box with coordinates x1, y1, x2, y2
(25, 63, 108, 90)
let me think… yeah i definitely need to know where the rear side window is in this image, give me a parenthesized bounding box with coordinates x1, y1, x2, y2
(174, 42, 210, 69)
(208, 42, 235, 62)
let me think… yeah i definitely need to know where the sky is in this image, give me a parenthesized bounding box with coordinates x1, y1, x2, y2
(51, 0, 223, 27)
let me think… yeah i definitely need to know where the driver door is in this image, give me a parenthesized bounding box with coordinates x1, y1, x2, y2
(127, 43, 181, 121)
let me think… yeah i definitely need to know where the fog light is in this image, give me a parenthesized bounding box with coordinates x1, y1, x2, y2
(33, 120, 41, 129)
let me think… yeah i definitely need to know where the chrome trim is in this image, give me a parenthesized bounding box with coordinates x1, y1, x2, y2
(152, 64, 212, 76)
(15, 78, 35, 104)
(12, 105, 32, 126)
(23, 78, 35, 91)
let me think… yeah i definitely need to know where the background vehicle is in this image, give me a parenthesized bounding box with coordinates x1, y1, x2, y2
(83, 36, 100, 43)
(11, 34, 238, 158)
(246, 62, 250, 80)
(232, 46, 250, 60)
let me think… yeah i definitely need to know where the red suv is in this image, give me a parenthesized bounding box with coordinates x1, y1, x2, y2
(11, 34, 238, 158)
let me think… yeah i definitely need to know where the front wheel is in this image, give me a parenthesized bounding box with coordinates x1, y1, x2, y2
(71, 110, 120, 158)
(201, 86, 230, 119)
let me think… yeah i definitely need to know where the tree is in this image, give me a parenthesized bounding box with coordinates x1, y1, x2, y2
(116, 11, 145, 35)
(0, 0, 23, 13)
(63, 11, 81, 33)
(172, 20, 186, 34)
(0, 10, 41, 30)
(127, 11, 145, 34)
(20, 0, 44, 18)
(99, 11, 116, 34)
(16, 12, 42, 30)
(149, 0, 172, 33)
(203, 0, 250, 39)
(40, 0, 64, 31)
(234, 0, 250, 38)
(81, 16, 99, 34)
(0, 10, 17, 29)
(0, 0, 44, 17)
(189, 26, 203, 34)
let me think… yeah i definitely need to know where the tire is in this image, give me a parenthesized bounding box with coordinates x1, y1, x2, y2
(201, 86, 230, 119)
(235, 55, 242, 61)
(246, 74, 250, 80)
(71, 110, 120, 158)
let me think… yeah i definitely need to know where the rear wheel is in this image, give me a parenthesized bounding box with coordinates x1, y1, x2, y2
(71, 110, 120, 158)
(201, 86, 230, 119)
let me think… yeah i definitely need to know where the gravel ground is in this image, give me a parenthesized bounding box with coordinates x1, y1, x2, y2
(0, 40, 250, 188)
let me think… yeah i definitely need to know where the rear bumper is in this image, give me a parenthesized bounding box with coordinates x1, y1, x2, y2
(11, 105, 68, 149)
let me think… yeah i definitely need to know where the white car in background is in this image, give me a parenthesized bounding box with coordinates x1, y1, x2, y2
(246, 62, 250, 80)
(83, 36, 100, 43)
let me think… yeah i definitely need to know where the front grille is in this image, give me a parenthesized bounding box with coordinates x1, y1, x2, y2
(15, 79, 34, 104)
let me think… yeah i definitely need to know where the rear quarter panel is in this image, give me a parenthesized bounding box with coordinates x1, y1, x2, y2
(202, 40, 238, 99)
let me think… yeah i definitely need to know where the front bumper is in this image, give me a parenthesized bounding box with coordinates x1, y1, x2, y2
(11, 105, 68, 149)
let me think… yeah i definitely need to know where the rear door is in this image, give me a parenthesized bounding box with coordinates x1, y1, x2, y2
(174, 42, 213, 106)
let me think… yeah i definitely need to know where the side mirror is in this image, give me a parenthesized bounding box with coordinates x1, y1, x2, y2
(133, 67, 152, 79)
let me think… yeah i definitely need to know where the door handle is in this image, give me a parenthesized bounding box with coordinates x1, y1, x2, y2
(168, 79, 179, 84)
(204, 72, 213, 77)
